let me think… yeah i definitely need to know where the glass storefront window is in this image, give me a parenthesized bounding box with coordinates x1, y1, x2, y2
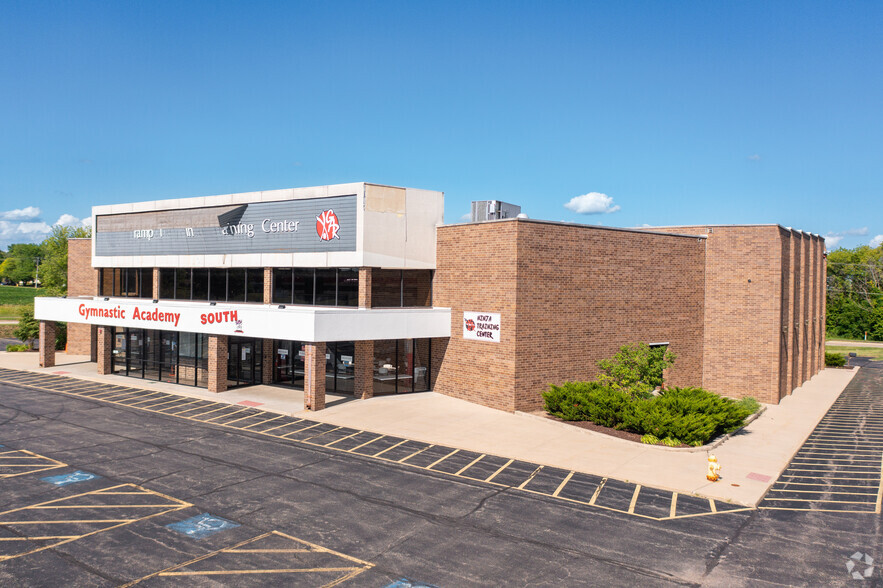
(175, 269, 191, 300)
(373, 339, 431, 395)
(314, 269, 336, 306)
(273, 268, 293, 304)
(160, 269, 175, 299)
(228, 269, 246, 302)
(196, 333, 209, 388)
(141, 269, 154, 299)
(209, 269, 227, 302)
(192, 269, 209, 301)
(293, 269, 314, 305)
(246, 268, 264, 303)
(337, 269, 358, 307)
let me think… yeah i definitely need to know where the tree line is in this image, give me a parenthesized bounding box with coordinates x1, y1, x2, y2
(826, 244, 883, 341)
(0, 225, 91, 296)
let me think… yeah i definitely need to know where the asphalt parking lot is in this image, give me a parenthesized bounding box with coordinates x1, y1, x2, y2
(1, 363, 882, 586)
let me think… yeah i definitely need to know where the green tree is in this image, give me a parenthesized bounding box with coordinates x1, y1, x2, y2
(39, 225, 91, 296)
(597, 342, 676, 398)
(826, 244, 883, 340)
(0, 243, 42, 284)
(13, 308, 40, 349)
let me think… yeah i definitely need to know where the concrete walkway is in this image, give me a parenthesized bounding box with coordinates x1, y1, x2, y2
(0, 351, 858, 507)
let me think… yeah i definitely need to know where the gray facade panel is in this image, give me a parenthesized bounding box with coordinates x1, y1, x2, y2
(95, 196, 357, 256)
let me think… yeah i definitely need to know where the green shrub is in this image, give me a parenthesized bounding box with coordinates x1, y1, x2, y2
(641, 434, 659, 445)
(5, 344, 30, 352)
(544, 384, 751, 446)
(542, 381, 631, 428)
(622, 387, 751, 446)
(597, 343, 676, 398)
(660, 437, 682, 447)
(736, 397, 761, 414)
(825, 351, 847, 367)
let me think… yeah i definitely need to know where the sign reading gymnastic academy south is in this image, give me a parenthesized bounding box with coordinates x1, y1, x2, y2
(93, 195, 357, 256)
(463, 311, 501, 343)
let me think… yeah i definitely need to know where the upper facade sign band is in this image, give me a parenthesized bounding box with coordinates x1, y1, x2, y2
(94, 195, 357, 256)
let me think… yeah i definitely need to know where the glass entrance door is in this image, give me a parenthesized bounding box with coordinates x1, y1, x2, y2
(227, 337, 262, 388)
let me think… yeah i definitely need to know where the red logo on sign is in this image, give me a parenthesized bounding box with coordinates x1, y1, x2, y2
(316, 209, 340, 241)
(465, 319, 475, 331)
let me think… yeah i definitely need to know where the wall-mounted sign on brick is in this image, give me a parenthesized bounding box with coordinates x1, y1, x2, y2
(463, 312, 501, 343)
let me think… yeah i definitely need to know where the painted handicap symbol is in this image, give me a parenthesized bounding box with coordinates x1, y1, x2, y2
(166, 513, 240, 539)
(41, 470, 100, 486)
(385, 580, 440, 588)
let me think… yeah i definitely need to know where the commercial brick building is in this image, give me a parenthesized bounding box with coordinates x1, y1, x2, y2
(35, 183, 826, 412)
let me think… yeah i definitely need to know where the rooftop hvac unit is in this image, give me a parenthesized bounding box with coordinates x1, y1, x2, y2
(470, 200, 522, 222)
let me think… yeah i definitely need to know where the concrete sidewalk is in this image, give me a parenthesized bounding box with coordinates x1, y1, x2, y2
(0, 350, 858, 506)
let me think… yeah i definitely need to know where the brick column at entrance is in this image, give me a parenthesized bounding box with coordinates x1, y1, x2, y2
(208, 335, 229, 393)
(97, 327, 113, 374)
(262, 341, 274, 384)
(355, 340, 374, 399)
(358, 267, 372, 308)
(304, 342, 326, 411)
(39, 321, 56, 368)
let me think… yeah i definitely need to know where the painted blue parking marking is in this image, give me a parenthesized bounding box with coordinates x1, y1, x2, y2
(385, 580, 440, 588)
(166, 513, 240, 539)
(41, 470, 100, 486)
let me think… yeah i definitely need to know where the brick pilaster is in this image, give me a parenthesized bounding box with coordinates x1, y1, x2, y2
(358, 268, 372, 309)
(97, 327, 112, 375)
(264, 267, 273, 304)
(208, 335, 229, 393)
(262, 339, 274, 384)
(39, 321, 56, 368)
(355, 340, 374, 399)
(152, 268, 160, 299)
(304, 342, 326, 411)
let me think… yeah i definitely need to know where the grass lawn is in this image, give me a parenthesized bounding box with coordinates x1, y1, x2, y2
(0, 285, 44, 305)
(826, 345, 883, 361)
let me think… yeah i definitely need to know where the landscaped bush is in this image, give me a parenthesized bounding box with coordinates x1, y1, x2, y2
(736, 397, 761, 414)
(623, 387, 751, 446)
(825, 351, 847, 367)
(542, 384, 752, 446)
(5, 344, 30, 352)
(543, 381, 631, 428)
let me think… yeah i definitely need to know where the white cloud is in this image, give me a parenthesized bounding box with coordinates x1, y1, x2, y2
(55, 214, 90, 228)
(0, 206, 41, 221)
(16, 222, 52, 235)
(459, 213, 471, 222)
(871, 235, 883, 248)
(747, 154, 761, 161)
(564, 192, 621, 215)
(824, 227, 869, 248)
(825, 235, 843, 247)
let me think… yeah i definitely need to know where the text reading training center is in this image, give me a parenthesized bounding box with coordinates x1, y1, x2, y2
(35, 182, 827, 412)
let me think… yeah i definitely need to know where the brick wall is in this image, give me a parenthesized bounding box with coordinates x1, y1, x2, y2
(434, 222, 519, 411)
(434, 220, 706, 412)
(67, 239, 98, 356)
(649, 225, 826, 404)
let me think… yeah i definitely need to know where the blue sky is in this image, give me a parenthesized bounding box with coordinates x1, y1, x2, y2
(1, 1, 881, 249)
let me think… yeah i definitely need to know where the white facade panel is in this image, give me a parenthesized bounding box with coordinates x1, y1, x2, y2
(35, 297, 451, 342)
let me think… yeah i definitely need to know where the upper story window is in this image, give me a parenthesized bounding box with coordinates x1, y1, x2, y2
(99, 268, 153, 298)
(272, 268, 358, 307)
(371, 270, 433, 307)
(159, 268, 265, 303)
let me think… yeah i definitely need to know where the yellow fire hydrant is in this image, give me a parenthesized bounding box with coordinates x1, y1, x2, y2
(707, 454, 721, 482)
